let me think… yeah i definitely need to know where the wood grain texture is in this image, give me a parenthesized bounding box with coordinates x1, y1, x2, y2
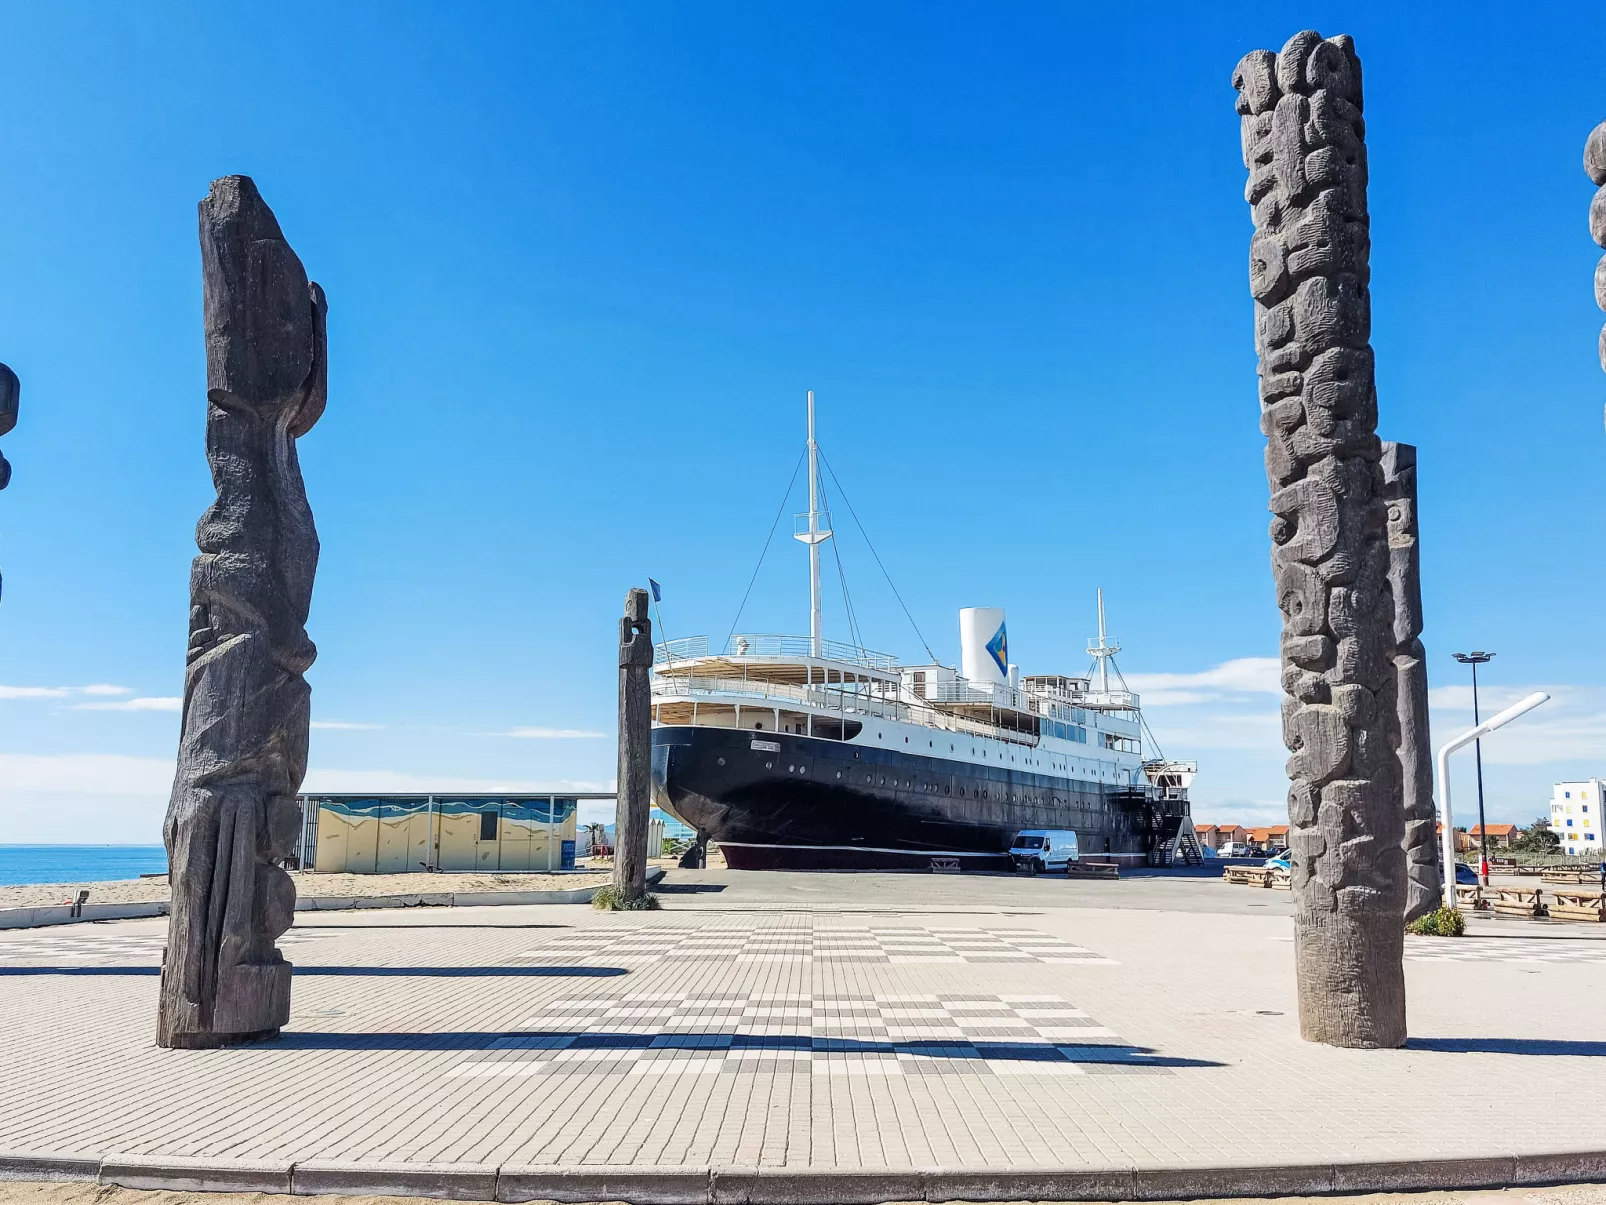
(157, 176, 325, 1049)
(1234, 32, 1407, 1047)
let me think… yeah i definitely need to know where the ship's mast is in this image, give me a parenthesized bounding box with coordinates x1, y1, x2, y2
(793, 390, 833, 657)
(1087, 587, 1120, 693)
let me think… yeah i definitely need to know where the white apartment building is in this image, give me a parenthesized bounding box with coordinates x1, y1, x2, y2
(1551, 780, 1602, 856)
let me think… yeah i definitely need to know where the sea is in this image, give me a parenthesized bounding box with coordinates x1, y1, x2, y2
(0, 845, 169, 887)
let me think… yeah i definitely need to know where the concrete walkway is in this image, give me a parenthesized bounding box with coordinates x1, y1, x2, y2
(1, 871, 1604, 1201)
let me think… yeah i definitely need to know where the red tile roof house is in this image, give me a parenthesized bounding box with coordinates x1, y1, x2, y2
(1468, 823, 1520, 848)
(1194, 824, 1221, 850)
(1247, 825, 1291, 850)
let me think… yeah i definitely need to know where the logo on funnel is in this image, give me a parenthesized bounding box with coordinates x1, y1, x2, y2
(985, 622, 1008, 677)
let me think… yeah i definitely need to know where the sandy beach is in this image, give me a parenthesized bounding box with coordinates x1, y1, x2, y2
(0, 868, 610, 911)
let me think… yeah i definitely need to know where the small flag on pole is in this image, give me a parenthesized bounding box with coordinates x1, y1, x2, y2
(649, 579, 662, 602)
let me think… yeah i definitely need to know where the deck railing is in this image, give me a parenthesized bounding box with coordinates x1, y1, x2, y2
(652, 633, 898, 671)
(651, 674, 1034, 744)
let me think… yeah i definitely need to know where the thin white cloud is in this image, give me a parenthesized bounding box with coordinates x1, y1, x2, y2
(72, 696, 182, 713)
(1124, 657, 1280, 706)
(0, 753, 175, 794)
(310, 720, 386, 731)
(490, 726, 608, 739)
(1, 683, 137, 700)
(302, 768, 613, 794)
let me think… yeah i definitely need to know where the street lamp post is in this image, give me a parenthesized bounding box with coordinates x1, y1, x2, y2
(1453, 651, 1495, 883)
(1436, 691, 1551, 910)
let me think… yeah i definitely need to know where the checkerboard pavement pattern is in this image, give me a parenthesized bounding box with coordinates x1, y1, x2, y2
(0, 927, 332, 965)
(1405, 935, 1606, 964)
(446, 990, 1160, 1078)
(523, 924, 1117, 966)
(3, 898, 1606, 1171)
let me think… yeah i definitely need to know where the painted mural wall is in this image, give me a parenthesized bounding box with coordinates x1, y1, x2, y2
(307, 797, 580, 874)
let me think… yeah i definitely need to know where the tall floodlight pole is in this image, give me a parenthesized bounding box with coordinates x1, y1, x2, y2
(793, 391, 832, 658)
(1453, 651, 1494, 881)
(1437, 691, 1550, 910)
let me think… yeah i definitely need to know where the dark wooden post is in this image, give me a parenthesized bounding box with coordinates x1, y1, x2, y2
(614, 587, 654, 903)
(1382, 442, 1438, 922)
(158, 176, 326, 1048)
(0, 361, 16, 602)
(1234, 32, 1407, 1047)
(1589, 122, 1606, 409)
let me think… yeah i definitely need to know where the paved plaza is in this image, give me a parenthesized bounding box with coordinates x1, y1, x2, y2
(1, 870, 1605, 1199)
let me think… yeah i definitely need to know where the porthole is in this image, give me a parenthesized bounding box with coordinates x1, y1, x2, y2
(853, 751, 860, 759)
(788, 764, 795, 772)
(765, 761, 773, 769)
(800, 765, 807, 774)
(717, 757, 726, 766)
(836, 771, 842, 779)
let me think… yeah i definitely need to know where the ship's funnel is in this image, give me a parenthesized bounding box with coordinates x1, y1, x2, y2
(959, 608, 1009, 686)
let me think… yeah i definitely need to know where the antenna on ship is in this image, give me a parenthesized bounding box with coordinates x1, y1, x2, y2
(793, 390, 833, 658)
(1087, 587, 1121, 694)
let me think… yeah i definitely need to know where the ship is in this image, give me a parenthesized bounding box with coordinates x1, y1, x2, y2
(650, 394, 1197, 871)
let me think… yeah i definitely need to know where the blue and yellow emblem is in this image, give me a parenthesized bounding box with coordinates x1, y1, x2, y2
(985, 622, 1008, 677)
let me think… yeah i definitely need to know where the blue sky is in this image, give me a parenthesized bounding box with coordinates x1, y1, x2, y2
(2, 1, 1605, 842)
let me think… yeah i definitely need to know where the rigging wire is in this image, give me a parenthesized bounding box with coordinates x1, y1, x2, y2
(725, 448, 806, 648)
(817, 473, 865, 651)
(819, 449, 938, 664)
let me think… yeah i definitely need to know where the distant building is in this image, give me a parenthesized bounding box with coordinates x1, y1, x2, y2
(1467, 823, 1519, 849)
(1200, 823, 1247, 850)
(1551, 781, 1603, 857)
(297, 792, 615, 873)
(1247, 824, 1290, 850)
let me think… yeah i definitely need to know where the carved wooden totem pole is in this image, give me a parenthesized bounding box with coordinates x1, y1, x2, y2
(1589, 120, 1606, 407)
(1381, 442, 1437, 923)
(158, 176, 327, 1048)
(1234, 31, 1407, 1047)
(0, 361, 16, 603)
(614, 587, 654, 903)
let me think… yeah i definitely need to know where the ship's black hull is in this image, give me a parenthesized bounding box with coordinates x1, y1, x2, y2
(651, 724, 1168, 870)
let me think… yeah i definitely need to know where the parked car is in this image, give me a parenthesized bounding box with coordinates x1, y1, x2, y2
(1455, 862, 1479, 885)
(1010, 829, 1080, 874)
(1217, 841, 1254, 858)
(1263, 850, 1293, 871)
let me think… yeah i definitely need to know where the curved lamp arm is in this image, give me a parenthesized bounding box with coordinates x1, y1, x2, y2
(1436, 691, 1550, 909)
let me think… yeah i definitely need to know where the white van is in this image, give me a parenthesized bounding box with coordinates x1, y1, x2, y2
(1009, 829, 1080, 874)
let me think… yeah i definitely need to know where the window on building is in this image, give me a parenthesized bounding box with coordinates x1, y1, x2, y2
(1589, 833, 1598, 842)
(1567, 819, 1574, 828)
(480, 809, 499, 841)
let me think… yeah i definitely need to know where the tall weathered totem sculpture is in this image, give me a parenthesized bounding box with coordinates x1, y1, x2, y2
(1382, 442, 1437, 923)
(614, 587, 654, 904)
(1588, 120, 1606, 403)
(158, 176, 327, 1049)
(0, 362, 17, 603)
(1234, 32, 1407, 1048)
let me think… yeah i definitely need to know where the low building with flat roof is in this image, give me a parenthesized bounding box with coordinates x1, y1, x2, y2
(297, 792, 615, 874)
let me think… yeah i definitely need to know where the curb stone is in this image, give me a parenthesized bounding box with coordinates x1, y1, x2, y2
(0, 1151, 99, 1182)
(100, 1154, 294, 1194)
(0, 1149, 1595, 1201)
(713, 1168, 925, 1204)
(0, 868, 664, 930)
(497, 1165, 713, 1203)
(294, 1159, 499, 1200)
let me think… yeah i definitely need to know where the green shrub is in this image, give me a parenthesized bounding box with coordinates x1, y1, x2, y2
(592, 884, 661, 911)
(1406, 906, 1465, 937)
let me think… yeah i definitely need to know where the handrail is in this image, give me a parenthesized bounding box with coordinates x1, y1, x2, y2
(651, 674, 1039, 745)
(724, 633, 899, 670)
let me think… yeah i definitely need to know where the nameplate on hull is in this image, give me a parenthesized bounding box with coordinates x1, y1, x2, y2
(749, 739, 781, 752)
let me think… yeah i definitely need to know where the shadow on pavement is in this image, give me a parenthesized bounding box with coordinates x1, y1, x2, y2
(269, 1028, 1223, 1067)
(1408, 1037, 1606, 1056)
(0, 965, 626, 978)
